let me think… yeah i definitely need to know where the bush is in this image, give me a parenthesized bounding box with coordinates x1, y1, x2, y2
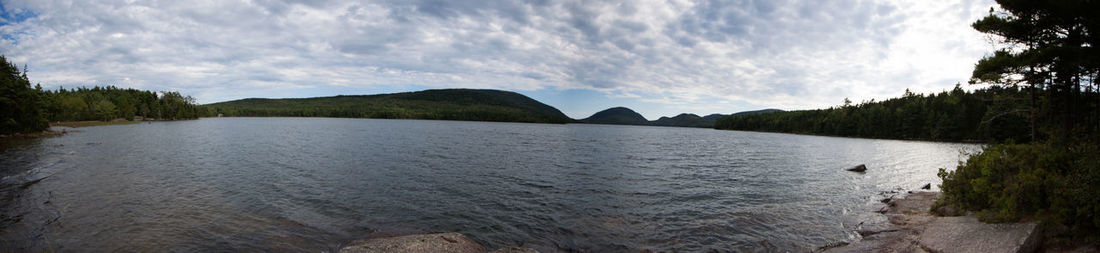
(937, 142, 1100, 236)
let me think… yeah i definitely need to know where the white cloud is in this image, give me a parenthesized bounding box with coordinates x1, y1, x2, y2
(0, 0, 997, 111)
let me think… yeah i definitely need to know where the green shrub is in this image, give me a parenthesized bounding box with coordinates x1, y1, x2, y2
(937, 142, 1100, 236)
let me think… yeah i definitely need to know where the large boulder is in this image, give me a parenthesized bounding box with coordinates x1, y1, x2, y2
(845, 164, 867, 172)
(339, 232, 486, 253)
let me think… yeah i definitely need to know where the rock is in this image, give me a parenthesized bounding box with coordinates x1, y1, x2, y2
(857, 228, 900, 237)
(921, 183, 931, 190)
(339, 232, 486, 253)
(821, 230, 922, 253)
(886, 192, 939, 215)
(817, 241, 850, 252)
(489, 247, 540, 253)
(824, 191, 1041, 253)
(918, 216, 1040, 253)
(845, 164, 867, 172)
(339, 232, 540, 253)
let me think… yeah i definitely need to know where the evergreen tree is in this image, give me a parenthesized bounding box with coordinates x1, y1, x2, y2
(969, 0, 1100, 142)
(0, 55, 48, 134)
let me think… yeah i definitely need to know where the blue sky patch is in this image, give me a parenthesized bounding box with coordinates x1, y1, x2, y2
(0, 4, 37, 43)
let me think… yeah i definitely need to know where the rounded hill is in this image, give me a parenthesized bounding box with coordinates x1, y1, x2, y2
(206, 89, 574, 124)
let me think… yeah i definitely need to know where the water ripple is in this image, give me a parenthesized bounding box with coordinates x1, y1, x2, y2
(0, 118, 981, 252)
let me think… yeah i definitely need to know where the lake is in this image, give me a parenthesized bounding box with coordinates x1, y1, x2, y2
(0, 117, 981, 252)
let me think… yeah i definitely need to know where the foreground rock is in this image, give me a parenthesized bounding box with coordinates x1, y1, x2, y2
(920, 216, 1040, 252)
(339, 232, 539, 253)
(822, 192, 1040, 253)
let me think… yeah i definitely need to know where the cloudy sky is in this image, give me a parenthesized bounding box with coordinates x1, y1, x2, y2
(0, 0, 997, 119)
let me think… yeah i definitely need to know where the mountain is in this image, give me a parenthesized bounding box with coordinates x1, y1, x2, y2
(652, 113, 710, 128)
(580, 107, 650, 125)
(730, 108, 783, 117)
(702, 113, 728, 122)
(205, 89, 574, 124)
(703, 109, 784, 122)
(579, 107, 785, 128)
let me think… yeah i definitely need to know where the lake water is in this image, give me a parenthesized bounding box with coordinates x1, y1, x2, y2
(0, 117, 981, 252)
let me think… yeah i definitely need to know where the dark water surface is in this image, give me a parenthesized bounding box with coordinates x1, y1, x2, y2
(0, 118, 980, 252)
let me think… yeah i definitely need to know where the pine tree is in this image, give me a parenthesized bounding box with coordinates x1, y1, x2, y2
(0, 55, 48, 134)
(969, 0, 1100, 142)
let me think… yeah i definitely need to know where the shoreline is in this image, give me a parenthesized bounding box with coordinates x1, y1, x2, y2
(0, 129, 66, 139)
(49, 120, 140, 128)
(2, 118, 200, 139)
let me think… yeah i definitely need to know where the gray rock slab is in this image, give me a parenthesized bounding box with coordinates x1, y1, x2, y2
(339, 232, 487, 253)
(822, 230, 926, 253)
(489, 247, 540, 253)
(886, 192, 939, 215)
(918, 216, 1040, 253)
(820, 191, 1042, 253)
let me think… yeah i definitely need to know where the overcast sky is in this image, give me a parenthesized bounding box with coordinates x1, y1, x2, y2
(0, 0, 997, 119)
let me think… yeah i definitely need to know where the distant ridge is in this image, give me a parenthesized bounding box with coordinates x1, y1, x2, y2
(580, 107, 784, 128)
(581, 107, 649, 125)
(208, 89, 784, 127)
(205, 89, 574, 124)
(653, 113, 710, 128)
(703, 109, 784, 121)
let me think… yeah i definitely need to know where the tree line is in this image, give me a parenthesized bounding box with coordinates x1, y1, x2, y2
(714, 85, 1033, 143)
(1, 55, 202, 135)
(42, 86, 203, 122)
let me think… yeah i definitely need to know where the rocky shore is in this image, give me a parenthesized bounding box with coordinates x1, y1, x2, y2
(820, 191, 1042, 253)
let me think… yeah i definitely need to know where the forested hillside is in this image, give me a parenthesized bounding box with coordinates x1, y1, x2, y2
(702, 109, 783, 122)
(205, 89, 574, 124)
(652, 113, 710, 127)
(580, 107, 649, 125)
(715, 85, 1031, 142)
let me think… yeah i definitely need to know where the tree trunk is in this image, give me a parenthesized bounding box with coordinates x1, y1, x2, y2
(1030, 85, 1038, 142)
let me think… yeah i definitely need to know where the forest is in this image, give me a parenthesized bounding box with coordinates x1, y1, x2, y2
(0, 55, 202, 135)
(43, 86, 204, 122)
(714, 85, 1032, 143)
